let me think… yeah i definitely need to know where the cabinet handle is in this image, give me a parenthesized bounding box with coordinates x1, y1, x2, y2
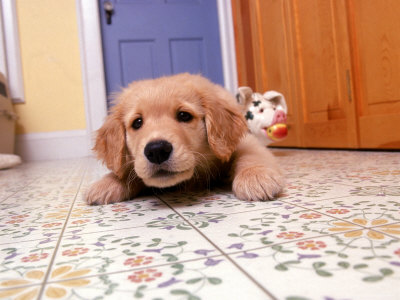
(346, 69, 352, 102)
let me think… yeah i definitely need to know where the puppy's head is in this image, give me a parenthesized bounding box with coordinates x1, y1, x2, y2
(94, 73, 247, 188)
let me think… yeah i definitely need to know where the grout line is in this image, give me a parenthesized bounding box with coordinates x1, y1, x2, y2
(36, 161, 89, 300)
(156, 194, 278, 300)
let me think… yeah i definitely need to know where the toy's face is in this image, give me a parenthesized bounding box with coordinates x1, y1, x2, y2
(245, 92, 288, 145)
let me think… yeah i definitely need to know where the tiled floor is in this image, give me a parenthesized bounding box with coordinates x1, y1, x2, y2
(1, 149, 400, 300)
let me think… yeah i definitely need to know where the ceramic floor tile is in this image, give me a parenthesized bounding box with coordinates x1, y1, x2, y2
(52, 223, 223, 277)
(0, 238, 57, 289)
(0, 285, 42, 300)
(231, 231, 400, 300)
(159, 188, 287, 214)
(39, 257, 270, 300)
(63, 196, 170, 236)
(297, 195, 400, 227)
(181, 202, 366, 253)
(279, 181, 356, 203)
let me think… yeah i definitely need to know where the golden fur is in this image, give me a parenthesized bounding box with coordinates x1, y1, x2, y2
(86, 73, 284, 205)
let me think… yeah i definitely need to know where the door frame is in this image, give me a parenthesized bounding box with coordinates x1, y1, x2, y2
(76, 0, 238, 139)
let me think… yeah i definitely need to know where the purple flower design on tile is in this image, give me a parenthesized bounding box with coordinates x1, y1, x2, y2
(164, 226, 174, 230)
(205, 257, 223, 266)
(390, 261, 400, 267)
(44, 233, 57, 237)
(228, 243, 244, 250)
(94, 241, 104, 247)
(195, 249, 215, 256)
(39, 238, 53, 244)
(209, 219, 221, 223)
(144, 248, 163, 253)
(297, 253, 321, 260)
(237, 251, 258, 259)
(5, 252, 18, 260)
(158, 277, 181, 288)
(258, 230, 272, 236)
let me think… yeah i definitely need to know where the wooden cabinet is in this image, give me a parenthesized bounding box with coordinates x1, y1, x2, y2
(232, 0, 400, 149)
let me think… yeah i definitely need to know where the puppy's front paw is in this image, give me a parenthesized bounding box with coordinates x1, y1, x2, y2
(232, 166, 285, 201)
(86, 173, 130, 205)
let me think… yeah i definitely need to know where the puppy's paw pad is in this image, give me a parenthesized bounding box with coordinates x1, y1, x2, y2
(233, 167, 285, 201)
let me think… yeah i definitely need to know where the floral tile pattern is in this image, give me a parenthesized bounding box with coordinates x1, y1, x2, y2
(1, 150, 400, 299)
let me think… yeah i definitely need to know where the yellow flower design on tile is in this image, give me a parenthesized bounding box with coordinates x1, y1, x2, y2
(45, 208, 92, 220)
(45, 210, 69, 220)
(376, 223, 400, 236)
(70, 208, 94, 218)
(329, 218, 399, 240)
(0, 266, 91, 299)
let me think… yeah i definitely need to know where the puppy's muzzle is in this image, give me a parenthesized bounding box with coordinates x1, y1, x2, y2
(144, 140, 173, 164)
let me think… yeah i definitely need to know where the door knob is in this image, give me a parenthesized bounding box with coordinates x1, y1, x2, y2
(104, 1, 114, 25)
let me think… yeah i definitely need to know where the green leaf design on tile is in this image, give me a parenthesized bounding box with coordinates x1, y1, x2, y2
(379, 268, 393, 276)
(275, 263, 288, 271)
(312, 262, 332, 277)
(363, 275, 383, 282)
(146, 212, 226, 230)
(162, 254, 178, 262)
(354, 263, 368, 269)
(186, 277, 202, 284)
(207, 277, 222, 285)
(134, 284, 147, 298)
(171, 263, 184, 276)
(147, 238, 162, 247)
(337, 261, 350, 269)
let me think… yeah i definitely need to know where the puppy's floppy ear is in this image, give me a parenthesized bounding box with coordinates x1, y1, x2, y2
(93, 111, 128, 179)
(199, 79, 248, 162)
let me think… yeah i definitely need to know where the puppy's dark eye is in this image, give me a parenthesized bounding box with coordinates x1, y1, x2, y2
(177, 111, 193, 123)
(132, 117, 143, 130)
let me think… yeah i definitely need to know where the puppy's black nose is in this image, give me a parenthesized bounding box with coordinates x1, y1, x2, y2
(144, 140, 173, 164)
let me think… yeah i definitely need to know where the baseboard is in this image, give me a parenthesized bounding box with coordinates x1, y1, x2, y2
(15, 129, 93, 161)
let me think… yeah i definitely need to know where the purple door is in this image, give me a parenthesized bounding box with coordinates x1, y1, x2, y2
(99, 0, 224, 107)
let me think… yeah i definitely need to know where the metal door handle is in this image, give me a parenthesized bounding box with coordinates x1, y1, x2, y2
(104, 1, 114, 25)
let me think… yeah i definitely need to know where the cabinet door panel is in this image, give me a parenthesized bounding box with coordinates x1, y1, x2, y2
(349, 0, 400, 148)
(291, 0, 358, 148)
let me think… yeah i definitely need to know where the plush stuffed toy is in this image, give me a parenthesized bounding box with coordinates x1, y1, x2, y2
(236, 87, 288, 146)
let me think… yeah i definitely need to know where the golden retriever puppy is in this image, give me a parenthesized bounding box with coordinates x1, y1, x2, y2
(86, 73, 284, 205)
